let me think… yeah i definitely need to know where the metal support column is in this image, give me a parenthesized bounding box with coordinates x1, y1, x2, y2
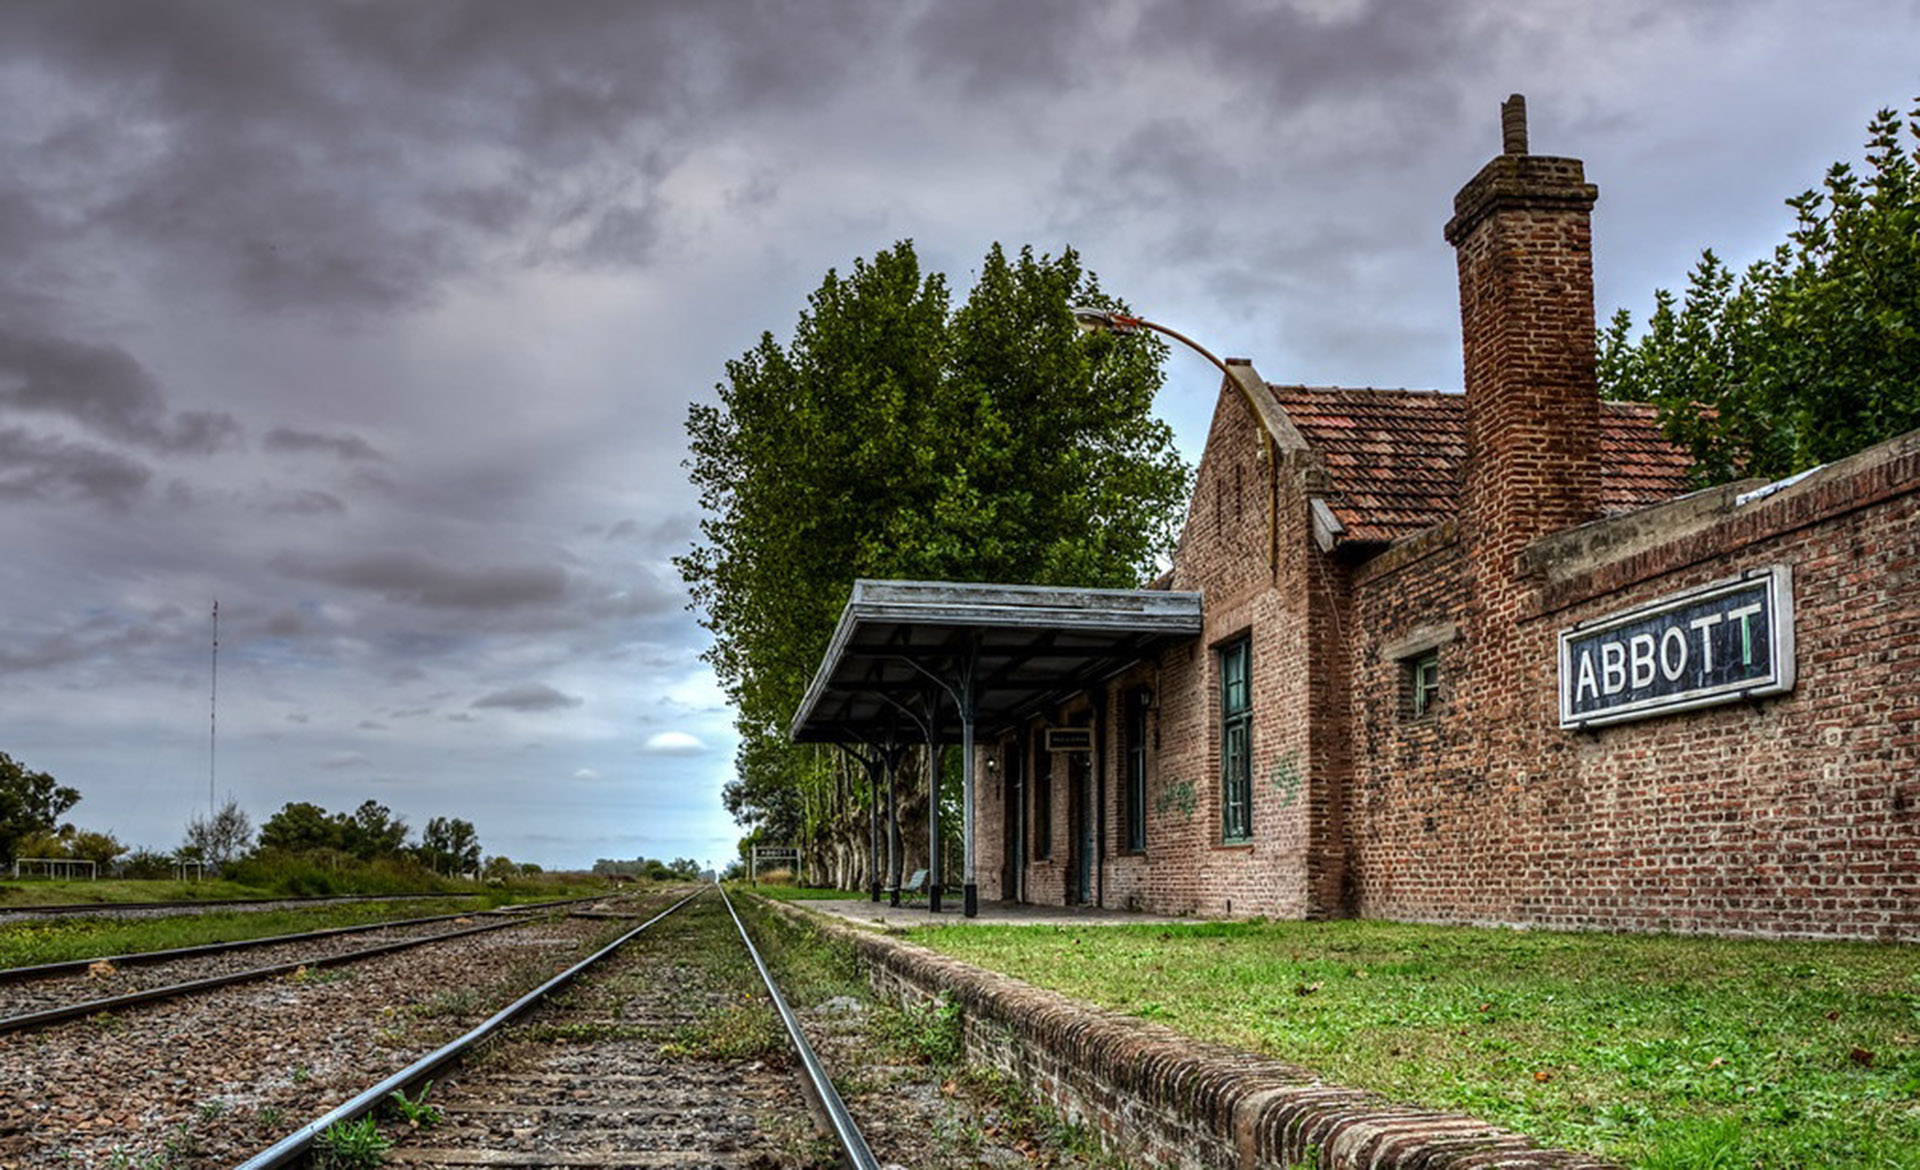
(887, 751, 902, 907)
(927, 740, 943, 914)
(1092, 689, 1107, 910)
(959, 643, 978, 918)
(866, 752, 882, 903)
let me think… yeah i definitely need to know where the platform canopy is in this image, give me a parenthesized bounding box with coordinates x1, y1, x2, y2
(790, 579, 1204, 745)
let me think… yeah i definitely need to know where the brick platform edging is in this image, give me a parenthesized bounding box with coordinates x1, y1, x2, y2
(761, 897, 1616, 1169)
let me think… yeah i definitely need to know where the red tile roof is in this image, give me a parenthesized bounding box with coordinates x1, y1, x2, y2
(1266, 386, 1694, 545)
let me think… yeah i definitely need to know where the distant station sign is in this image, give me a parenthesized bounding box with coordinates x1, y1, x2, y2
(1558, 566, 1795, 729)
(1044, 728, 1094, 752)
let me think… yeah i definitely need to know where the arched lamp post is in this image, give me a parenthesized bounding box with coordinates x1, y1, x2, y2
(1071, 306, 1234, 378)
(1072, 303, 1285, 573)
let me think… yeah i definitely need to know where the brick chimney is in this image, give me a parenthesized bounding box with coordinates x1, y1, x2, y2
(1444, 95, 1601, 579)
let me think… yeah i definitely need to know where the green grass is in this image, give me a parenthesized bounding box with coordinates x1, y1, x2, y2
(904, 919, 1920, 1169)
(743, 883, 867, 901)
(0, 894, 523, 968)
(0, 877, 278, 907)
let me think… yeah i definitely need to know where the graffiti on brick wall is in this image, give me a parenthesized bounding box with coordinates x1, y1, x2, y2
(1154, 780, 1196, 820)
(1267, 753, 1302, 808)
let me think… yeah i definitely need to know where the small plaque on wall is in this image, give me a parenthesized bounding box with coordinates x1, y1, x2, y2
(1044, 728, 1094, 752)
(1558, 565, 1795, 729)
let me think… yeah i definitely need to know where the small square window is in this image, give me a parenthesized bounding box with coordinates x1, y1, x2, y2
(1408, 651, 1442, 719)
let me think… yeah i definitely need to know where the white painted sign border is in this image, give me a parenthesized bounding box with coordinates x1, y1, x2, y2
(1558, 564, 1796, 729)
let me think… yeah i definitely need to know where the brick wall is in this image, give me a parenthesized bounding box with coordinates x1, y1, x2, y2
(1345, 430, 1920, 939)
(981, 372, 1329, 919)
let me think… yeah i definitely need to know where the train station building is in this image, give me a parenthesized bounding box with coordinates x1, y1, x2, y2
(792, 99, 1919, 941)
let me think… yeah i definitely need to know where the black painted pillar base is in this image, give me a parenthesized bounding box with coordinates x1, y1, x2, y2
(964, 883, 978, 918)
(889, 888, 900, 908)
(870, 881, 880, 903)
(929, 888, 942, 914)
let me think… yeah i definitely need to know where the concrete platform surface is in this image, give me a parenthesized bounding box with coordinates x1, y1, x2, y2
(779, 893, 1188, 930)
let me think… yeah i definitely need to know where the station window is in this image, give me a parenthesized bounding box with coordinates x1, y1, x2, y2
(1219, 638, 1252, 842)
(1124, 688, 1149, 853)
(1408, 650, 1442, 719)
(1033, 740, 1052, 860)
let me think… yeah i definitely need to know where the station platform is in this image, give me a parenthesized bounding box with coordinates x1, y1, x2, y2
(783, 892, 1187, 930)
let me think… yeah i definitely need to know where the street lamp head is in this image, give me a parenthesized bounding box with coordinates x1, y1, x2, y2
(1071, 305, 1142, 334)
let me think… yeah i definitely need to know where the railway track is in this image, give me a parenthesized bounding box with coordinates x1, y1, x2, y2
(0, 891, 491, 923)
(0, 895, 626, 1034)
(3, 887, 1124, 1167)
(0, 895, 666, 1167)
(240, 886, 875, 1169)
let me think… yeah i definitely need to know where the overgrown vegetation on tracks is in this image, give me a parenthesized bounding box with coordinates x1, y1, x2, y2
(906, 918, 1920, 1168)
(0, 884, 653, 968)
(747, 883, 867, 901)
(0, 895, 513, 968)
(738, 896, 1131, 1167)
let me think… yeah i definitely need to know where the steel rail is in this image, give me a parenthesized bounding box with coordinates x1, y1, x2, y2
(0, 914, 540, 1035)
(233, 886, 709, 1170)
(1, 908, 510, 984)
(718, 882, 881, 1170)
(0, 893, 621, 985)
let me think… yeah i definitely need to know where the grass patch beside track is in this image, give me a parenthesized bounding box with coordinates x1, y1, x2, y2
(747, 884, 867, 901)
(904, 918, 1920, 1168)
(0, 877, 272, 907)
(0, 893, 541, 968)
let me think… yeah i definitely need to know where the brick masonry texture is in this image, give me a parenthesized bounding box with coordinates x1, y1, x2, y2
(965, 106, 1919, 942)
(764, 897, 1617, 1169)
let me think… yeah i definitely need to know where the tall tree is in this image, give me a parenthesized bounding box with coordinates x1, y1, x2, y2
(183, 797, 254, 870)
(257, 801, 344, 854)
(0, 752, 80, 867)
(680, 241, 1189, 866)
(342, 800, 409, 860)
(419, 816, 481, 876)
(1601, 98, 1920, 484)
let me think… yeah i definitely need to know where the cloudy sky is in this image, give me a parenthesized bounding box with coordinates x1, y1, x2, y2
(2, 1, 1913, 870)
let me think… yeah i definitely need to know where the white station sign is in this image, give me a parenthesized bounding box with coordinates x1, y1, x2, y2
(1558, 566, 1795, 729)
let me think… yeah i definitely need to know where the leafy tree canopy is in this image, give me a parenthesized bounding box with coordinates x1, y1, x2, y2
(679, 241, 1190, 832)
(1601, 98, 1920, 484)
(13, 826, 124, 867)
(0, 751, 80, 866)
(418, 816, 482, 876)
(256, 799, 411, 861)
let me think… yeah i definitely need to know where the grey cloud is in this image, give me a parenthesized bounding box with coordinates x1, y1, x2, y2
(357, 720, 388, 731)
(905, 1, 1088, 97)
(603, 514, 697, 551)
(256, 489, 348, 517)
(320, 751, 369, 770)
(0, 428, 151, 508)
(0, 329, 241, 455)
(272, 550, 569, 609)
(263, 428, 384, 461)
(0, 605, 188, 672)
(1131, 0, 1469, 107)
(0, 0, 870, 318)
(260, 610, 311, 638)
(472, 683, 581, 712)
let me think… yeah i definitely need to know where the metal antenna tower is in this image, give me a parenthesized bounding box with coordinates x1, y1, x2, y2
(209, 599, 218, 816)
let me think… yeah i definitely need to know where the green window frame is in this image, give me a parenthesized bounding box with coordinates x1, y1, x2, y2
(1219, 638, 1252, 842)
(1409, 650, 1442, 719)
(1124, 688, 1149, 853)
